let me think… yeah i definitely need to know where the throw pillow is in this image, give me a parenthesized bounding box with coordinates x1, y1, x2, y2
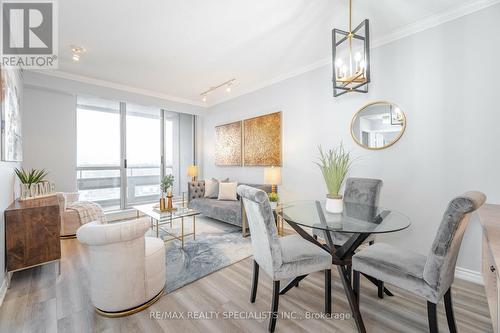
(218, 182, 238, 201)
(203, 178, 231, 198)
(204, 178, 219, 198)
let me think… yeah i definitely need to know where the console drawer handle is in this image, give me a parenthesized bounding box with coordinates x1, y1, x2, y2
(491, 265, 496, 272)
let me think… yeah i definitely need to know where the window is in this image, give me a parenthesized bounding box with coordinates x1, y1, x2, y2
(77, 97, 121, 210)
(76, 96, 195, 211)
(126, 103, 161, 206)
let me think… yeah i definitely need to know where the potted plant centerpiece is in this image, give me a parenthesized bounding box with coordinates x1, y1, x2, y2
(160, 174, 175, 211)
(316, 144, 353, 213)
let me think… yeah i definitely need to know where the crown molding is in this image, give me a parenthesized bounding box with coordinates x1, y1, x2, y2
(208, 0, 500, 107)
(371, 0, 500, 49)
(31, 0, 500, 110)
(206, 57, 331, 107)
(31, 70, 205, 107)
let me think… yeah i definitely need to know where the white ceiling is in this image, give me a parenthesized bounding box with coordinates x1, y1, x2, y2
(53, 0, 493, 106)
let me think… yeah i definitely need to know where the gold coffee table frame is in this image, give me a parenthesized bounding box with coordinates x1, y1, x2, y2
(134, 203, 200, 248)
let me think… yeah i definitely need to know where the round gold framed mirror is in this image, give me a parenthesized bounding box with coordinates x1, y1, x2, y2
(350, 101, 406, 150)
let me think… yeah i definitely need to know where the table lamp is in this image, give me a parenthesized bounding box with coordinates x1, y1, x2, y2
(187, 165, 198, 181)
(264, 166, 281, 193)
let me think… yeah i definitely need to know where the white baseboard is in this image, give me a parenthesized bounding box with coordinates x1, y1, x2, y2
(455, 267, 483, 285)
(0, 275, 8, 307)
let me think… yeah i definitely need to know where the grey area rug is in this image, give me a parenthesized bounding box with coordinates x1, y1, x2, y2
(147, 216, 252, 293)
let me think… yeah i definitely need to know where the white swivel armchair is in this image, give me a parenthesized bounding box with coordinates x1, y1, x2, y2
(76, 218, 166, 317)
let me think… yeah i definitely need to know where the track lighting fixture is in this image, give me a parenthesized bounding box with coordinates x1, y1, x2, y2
(200, 79, 236, 102)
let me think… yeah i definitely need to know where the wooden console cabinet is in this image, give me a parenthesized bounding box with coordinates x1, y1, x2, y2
(479, 204, 500, 333)
(4, 195, 61, 280)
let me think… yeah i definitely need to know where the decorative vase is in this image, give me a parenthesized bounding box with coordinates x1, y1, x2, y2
(167, 191, 173, 210)
(159, 196, 166, 211)
(325, 195, 343, 213)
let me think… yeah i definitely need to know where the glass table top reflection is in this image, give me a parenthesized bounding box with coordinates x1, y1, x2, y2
(134, 202, 199, 222)
(278, 200, 411, 234)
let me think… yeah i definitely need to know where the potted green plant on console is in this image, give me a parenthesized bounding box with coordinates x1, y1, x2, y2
(268, 192, 279, 210)
(160, 174, 175, 211)
(15, 168, 49, 200)
(316, 144, 353, 213)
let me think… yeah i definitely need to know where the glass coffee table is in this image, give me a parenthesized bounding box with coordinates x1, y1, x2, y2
(134, 203, 200, 248)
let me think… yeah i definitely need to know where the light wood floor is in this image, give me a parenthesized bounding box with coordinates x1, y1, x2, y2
(0, 237, 493, 333)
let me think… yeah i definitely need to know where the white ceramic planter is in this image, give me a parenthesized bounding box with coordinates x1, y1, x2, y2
(325, 196, 343, 213)
(270, 201, 277, 210)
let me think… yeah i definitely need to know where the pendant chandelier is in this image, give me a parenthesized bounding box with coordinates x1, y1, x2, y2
(332, 0, 370, 97)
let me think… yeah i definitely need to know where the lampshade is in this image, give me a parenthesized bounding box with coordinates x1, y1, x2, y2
(187, 165, 198, 177)
(264, 167, 282, 185)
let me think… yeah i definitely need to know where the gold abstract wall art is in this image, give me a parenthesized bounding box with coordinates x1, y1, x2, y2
(243, 112, 282, 166)
(215, 121, 242, 166)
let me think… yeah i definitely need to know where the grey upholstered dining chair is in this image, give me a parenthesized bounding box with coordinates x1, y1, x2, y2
(237, 185, 332, 333)
(352, 191, 486, 333)
(313, 177, 386, 296)
(313, 177, 382, 245)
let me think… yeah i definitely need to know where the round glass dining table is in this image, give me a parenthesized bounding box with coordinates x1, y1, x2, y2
(277, 200, 411, 333)
(279, 200, 411, 235)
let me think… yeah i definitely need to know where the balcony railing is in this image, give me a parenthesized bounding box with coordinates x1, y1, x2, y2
(77, 165, 172, 211)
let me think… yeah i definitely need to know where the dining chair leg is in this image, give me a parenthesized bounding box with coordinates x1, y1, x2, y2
(269, 281, 280, 333)
(313, 234, 318, 240)
(361, 272, 394, 297)
(325, 269, 331, 314)
(251, 260, 259, 303)
(377, 281, 384, 299)
(353, 270, 360, 302)
(369, 240, 374, 245)
(427, 301, 439, 333)
(444, 288, 457, 333)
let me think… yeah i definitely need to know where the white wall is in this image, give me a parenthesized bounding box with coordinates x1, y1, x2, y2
(202, 5, 500, 273)
(0, 69, 22, 294)
(0, 163, 19, 295)
(22, 72, 204, 197)
(23, 88, 77, 192)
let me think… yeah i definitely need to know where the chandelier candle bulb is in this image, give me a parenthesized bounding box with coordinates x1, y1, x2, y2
(355, 52, 361, 72)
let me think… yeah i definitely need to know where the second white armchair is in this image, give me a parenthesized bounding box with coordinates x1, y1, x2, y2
(77, 218, 166, 317)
